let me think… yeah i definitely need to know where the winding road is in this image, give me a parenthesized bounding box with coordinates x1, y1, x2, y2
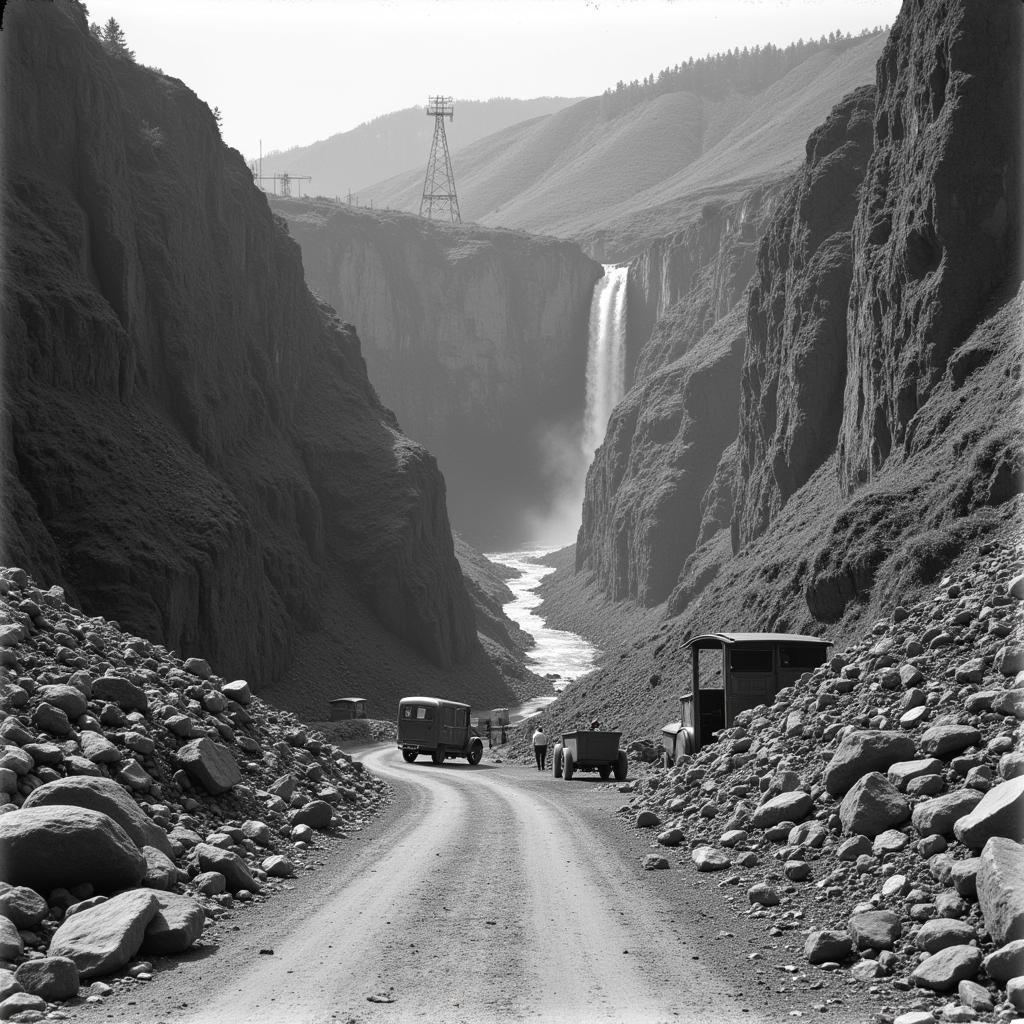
(90, 746, 861, 1024)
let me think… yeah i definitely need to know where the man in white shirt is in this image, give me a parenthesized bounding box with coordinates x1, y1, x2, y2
(532, 724, 548, 771)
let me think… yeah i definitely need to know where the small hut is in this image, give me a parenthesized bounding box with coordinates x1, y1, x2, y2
(327, 697, 367, 721)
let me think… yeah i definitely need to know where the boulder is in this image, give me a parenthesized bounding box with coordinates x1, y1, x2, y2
(750, 790, 812, 829)
(804, 929, 852, 964)
(0, 806, 146, 893)
(641, 854, 669, 870)
(221, 680, 251, 705)
(691, 847, 730, 871)
(992, 689, 1024, 719)
(848, 910, 902, 950)
(839, 773, 910, 837)
(191, 871, 226, 896)
(912, 790, 985, 836)
(142, 846, 177, 890)
(748, 883, 780, 907)
(0, 992, 46, 1018)
(13, 956, 79, 1001)
(21, 775, 173, 857)
(911, 945, 982, 992)
(35, 684, 87, 720)
(175, 738, 242, 796)
(953, 777, 1024, 848)
(888, 758, 944, 791)
(91, 676, 148, 713)
(240, 820, 272, 847)
(79, 732, 122, 764)
(183, 658, 211, 679)
(0, 971, 20, 1002)
(950, 858, 981, 898)
(289, 800, 333, 830)
(915, 918, 977, 953)
(0, 918, 23, 961)
(823, 731, 916, 795)
(982, 939, 1024, 983)
(260, 855, 295, 878)
(994, 646, 1024, 676)
(140, 891, 204, 955)
(193, 843, 258, 893)
(0, 886, 47, 929)
(1008, 977, 1024, 1013)
(920, 726, 982, 758)
(48, 889, 159, 979)
(976, 837, 1024, 943)
(957, 979, 994, 1012)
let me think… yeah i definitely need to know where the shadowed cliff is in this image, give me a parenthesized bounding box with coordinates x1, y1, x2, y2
(1, 1, 480, 687)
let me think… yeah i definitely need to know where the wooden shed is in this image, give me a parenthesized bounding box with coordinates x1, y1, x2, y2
(328, 697, 368, 721)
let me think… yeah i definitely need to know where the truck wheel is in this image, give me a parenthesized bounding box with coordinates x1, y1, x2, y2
(466, 740, 483, 765)
(598, 765, 611, 780)
(562, 750, 575, 781)
(613, 750, 628, 781)
(552, 744, 563, 778)
(402, 750, 417, 763)
(431, 750, 445, 765)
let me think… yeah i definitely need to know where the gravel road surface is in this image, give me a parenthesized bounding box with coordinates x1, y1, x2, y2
(74, 746, 867, 1024)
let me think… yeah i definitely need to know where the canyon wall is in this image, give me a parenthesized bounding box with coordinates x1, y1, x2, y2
(272, 201, 602, 550)
(1, 1, 478, 684)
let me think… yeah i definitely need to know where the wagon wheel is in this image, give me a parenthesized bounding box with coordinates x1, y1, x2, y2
(552, 744, 563, 778)
(466, 740, 483, 766)
(613, 750, 628, 781)
(562, 749, 575, 781)
(431, 750, 445, 765)
(402, 749, 417, 763)
(598, 765, 611, 780)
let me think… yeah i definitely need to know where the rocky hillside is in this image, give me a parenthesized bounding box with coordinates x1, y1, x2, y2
(1, 2, 482, 691)
(362, 33, 886, 257)
(255, 97, 581, 200)
(573, 0, 1021, 641)
(271, 199, 601, 550)
(0, 564, 385, 1015)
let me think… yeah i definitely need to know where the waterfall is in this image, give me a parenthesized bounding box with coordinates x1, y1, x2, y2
(582, 264, 629, 459)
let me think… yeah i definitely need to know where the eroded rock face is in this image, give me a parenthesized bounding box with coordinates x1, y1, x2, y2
(734, 86, 875, 547)
(837, 0, 1022, 490)
(274, 200, 602, 550)
(0, 3, 476, 677)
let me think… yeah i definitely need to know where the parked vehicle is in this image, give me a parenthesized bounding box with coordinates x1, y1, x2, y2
(552, 731, 627, 781)
(397, 696, 484, 766)
(661, 632, 831, 764)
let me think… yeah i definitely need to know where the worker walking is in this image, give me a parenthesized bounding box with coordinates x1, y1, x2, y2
(532, 723, 548, 771)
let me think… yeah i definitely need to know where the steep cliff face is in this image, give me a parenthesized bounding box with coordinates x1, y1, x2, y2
(273, 201, 602, 549)
(1, 2, 477, 681)
(837, 0, 1022, 491)
(733, 86, 876, 548)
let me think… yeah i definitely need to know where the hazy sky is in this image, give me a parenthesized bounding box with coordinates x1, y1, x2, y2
(83, 0, 902, 157)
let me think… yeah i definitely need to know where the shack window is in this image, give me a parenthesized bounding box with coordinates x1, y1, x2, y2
(730, 649, 773, 672)
(402, 706, 434, 721)
(780, 645, 826, 669)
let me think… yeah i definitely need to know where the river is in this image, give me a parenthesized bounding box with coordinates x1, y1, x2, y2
(486, 549, 600, 722)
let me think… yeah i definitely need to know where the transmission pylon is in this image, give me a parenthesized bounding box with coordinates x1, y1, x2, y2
(420, 96, 461, 223)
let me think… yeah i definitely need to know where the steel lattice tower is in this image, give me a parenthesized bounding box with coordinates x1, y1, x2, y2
(420, 96, 461, 223)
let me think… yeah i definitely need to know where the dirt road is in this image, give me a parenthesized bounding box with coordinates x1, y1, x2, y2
(86, 747, 864, 1024)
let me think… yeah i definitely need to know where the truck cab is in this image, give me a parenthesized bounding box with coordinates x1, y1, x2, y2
(398, 696, 484, 766)
(661, 632, 831, 764)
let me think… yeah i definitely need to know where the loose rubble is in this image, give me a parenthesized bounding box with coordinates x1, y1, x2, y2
(620, 540, 1024, 1023)
(0, 566, 387, 1017)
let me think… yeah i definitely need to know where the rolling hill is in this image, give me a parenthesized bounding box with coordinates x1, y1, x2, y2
(362, 33, 887, 257)
(253, 96, 581, 201)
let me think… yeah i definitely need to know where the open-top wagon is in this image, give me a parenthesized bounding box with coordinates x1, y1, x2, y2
(552, 731, 627, 781)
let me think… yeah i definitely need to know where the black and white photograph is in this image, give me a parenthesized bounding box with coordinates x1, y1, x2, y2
(0, 0, 1022, 1021)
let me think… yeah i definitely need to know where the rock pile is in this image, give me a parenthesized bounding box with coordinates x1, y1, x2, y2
(0, 566, 386, 1019)
(623, 540, 1024, 1023)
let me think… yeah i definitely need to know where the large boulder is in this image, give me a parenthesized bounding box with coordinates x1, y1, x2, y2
(915, 918, 976, 953)
(910, 945, 982, 992)
(839, 772, 910, 837)
(13, 957, 79, 1001)
(823, 731, 916, 795)
(919, 725, 982, 758)
(0, 886, 47, 929)
(35, 684, 87, 720)
(750, 790, 812, 829)
(141, 846, 178, 890)
(976, 837, 1024, 944)
(848, 910, 901, 950)
(91, 676, 148, 713)
(21, 775, 173, 857)
(804, 930, 852, 964)
(888, 758, 944, 791)
(175, 738, 242, 796)
(0, 917, 23, 961)
(912, 789, 984, 836)
(288, 800, 333, 830)
(193, 844, 258, 893)
(0, 806, 146, 893)
(140, 892, 204, 956)
(954, 776, 1024, 848)
(48, 889, 159, 979)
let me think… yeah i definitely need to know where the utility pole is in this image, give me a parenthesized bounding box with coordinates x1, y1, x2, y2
(255, 171, 312, 198)
(419, 95, 460, 223)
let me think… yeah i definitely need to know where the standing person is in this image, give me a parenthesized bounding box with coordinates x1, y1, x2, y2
(532, 723, 548, 771)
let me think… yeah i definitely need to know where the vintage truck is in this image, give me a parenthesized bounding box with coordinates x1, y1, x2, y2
(397, 696, 484, 766)
(660, 632, 831, 765)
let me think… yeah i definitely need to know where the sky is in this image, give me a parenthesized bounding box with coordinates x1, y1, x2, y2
(82, 0, 903, 158)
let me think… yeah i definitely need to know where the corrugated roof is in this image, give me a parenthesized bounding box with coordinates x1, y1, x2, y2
(683, 632, 832, 649)
(398, 695, 471, 710)
(328, 697, 367, 704)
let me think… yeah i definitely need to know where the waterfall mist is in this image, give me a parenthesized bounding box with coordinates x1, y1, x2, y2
(524, 264, 629, 548)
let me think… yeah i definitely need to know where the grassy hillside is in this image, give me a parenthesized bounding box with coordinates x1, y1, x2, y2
(255, 97, 581, 200)
(362, 34, 885, 257)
